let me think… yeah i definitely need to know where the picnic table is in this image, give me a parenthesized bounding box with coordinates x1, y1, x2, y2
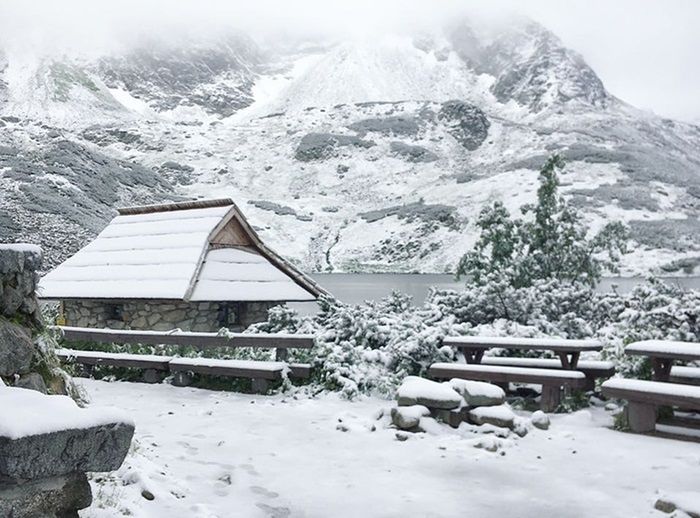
(442, 336, 603, 370)
(625, 340, 700, 382)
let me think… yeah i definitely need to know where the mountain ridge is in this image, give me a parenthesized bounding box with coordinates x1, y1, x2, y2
(1, 18, 699, 275)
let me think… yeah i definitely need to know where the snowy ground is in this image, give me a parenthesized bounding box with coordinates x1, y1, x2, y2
(79, 379, 699, 518)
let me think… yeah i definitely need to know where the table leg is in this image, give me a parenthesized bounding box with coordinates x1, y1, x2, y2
(569, 352, 580, 369)
(462, 348, 484, 364)
(651, 357, 672, 382)
(556, 352, 581, 370)
(556, 353, 570, 369)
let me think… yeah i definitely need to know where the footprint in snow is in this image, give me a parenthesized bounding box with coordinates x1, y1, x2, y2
(250, 486, 279, 499)
(255, 503, 291, 518)
(240, 463, 260, 477)
(176, 440, 199, 455)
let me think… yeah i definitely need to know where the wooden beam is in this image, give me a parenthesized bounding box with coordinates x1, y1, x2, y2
(429, 364, 588, 389)
(55, 326, 314, 350)
(118, 198, 234, 216)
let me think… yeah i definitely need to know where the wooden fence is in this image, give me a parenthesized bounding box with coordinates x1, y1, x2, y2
(52, 325, 315, 361)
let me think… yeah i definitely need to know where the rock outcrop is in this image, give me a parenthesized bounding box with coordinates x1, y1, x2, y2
(0, 244, 134, 517)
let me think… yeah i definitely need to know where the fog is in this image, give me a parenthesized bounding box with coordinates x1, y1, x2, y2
(0, 0, 698, 121)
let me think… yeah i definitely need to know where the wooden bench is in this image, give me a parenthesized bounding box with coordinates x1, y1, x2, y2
(57, 348, 173, 383)
(669, 366, 700, 386)
(602, 378, 700, 433)
(429, 363, 587, 412)
(443, 336, 602, 369)
(481, 357, 614, 389)
(169, 358, 292, 392)
(54, 326, 315, 392)
(58, 348, 311, 392)
(625, 340, 700, 382)
(55, 326, 314, 362)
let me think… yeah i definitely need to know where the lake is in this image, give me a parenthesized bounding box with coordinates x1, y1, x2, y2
(289, 273, 700, 312)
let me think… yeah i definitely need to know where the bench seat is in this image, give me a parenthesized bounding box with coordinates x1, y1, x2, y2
(169, 358, 311, 392)
(429, 363, 587, 411)
(57, 349, 311, 391)
(429, 363, 587, 386)
(481, 357, 615, 379)
(57, 348, 173, 371)
(169, 358, 287, 380)
(602, 378, 700, 433)
(670, 366, 700, 386)
(602, 378, 700, 409)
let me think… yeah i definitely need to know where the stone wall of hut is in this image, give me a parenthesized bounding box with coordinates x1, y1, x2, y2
(62, 299, 279, 332)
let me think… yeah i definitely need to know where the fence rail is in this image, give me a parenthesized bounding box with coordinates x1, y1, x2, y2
(51, 325, 314, 361)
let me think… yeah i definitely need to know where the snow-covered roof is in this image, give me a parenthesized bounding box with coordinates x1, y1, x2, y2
(39, 199, 326, 302)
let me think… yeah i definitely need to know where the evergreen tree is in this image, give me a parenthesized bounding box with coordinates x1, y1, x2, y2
(457, 155, 628, 288)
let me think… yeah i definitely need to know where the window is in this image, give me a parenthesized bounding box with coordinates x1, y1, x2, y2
(217, 302, 240, 328)
(106, 303, 125, 322)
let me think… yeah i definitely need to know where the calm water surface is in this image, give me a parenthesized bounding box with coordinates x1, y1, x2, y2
(289, 274, 700, 312)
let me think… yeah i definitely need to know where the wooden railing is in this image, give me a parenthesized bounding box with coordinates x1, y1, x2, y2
(52, 325, 314, 361)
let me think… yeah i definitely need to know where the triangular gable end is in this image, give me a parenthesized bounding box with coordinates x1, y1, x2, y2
(185, 201, 329, 302)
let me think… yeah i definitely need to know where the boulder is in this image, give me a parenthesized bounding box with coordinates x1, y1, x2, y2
(531, 410, 551, 430)
(430, 407, 468, 428)
(396, 376, 463, 410)
(14, 372, 47, 394)
(654, 493, 700, 518)
(0, 388, 134, 481)
(0, 245, 41, 321)
(437, 100, 490, 151)
(348, 116, 421, 137)
(294, 133, 375, 161)
(449, 379, 505, 407)
(0, 472, 92, 518)
(0, 319, 34, 376)
(389, 142, 438, 163)
(0, 422, 135, 480)
(468, 405, 516, 429)
(390, 405, 430, 430)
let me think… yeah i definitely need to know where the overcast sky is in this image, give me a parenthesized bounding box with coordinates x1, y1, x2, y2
(1, 0, 698, 121)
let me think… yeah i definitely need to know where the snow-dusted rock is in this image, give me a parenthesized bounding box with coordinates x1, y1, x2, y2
(0, 388, 134, 480)
(14, 372, 48, 394)
(655, 492, 700, 517)
(396, 376, 462, 410)
(0, 472, 92, 518)
(0, 320, 34, 376)
(472, 436, 501, 452)
(468, 405, 516, 430)
(391, 405, 430, 430)
(431, 407, 468, 428)
(512, 418, 530, 437)
(449, 379, 505, 407)
(531, 410, 551, 430)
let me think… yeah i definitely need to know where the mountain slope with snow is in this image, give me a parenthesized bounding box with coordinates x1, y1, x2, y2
(1, 18, 699, 275)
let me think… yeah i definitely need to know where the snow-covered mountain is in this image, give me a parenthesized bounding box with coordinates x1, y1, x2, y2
(1, 18, 699, 274)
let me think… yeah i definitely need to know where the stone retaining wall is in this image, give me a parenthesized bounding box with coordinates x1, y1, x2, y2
(0, 245, 49, 392)
(0, 243, 134, 516)
(0, 244, 42, 327)
(63, 299, 279, 332)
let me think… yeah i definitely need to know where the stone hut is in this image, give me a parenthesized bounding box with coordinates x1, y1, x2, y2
(39, 199, 328, 332)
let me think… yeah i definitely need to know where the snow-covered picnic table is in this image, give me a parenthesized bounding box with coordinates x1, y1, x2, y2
(442, 336, 602, 369)
(625, 340, 700, 381)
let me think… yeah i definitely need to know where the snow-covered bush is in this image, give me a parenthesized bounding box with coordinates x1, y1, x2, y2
(250, 293, 456, 398)
(58, 281, 699, 398)
(247, 277, 700, 397)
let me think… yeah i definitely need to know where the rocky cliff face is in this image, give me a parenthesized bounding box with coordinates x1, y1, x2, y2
(96, 35, 260, 116)
(0, 18, 699, 275)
